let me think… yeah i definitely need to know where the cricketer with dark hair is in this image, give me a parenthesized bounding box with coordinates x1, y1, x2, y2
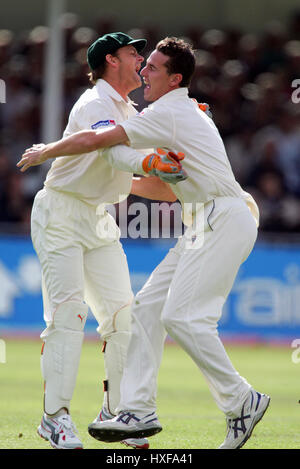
(18, 36, 270, 450)
(17, 32, 186, 450)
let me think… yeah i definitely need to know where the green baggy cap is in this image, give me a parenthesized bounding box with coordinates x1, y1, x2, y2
(87, 32, 147, 70)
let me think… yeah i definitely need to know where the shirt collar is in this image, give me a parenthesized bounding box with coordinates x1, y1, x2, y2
(150, 87, 189, 107)
(96, 79, 135, 105)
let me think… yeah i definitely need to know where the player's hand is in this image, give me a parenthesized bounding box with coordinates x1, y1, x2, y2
(16, 144, 48, 172)
(192, 99, 213, 119)
(142, 148, 188, 184)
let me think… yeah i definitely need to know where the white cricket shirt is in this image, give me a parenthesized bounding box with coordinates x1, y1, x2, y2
(120, 87, 259, 225)
(44, 79, 137, 206)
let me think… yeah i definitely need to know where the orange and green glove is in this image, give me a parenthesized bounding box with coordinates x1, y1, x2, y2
(192, 99, 213, 119)
(142, 148, 187, 184)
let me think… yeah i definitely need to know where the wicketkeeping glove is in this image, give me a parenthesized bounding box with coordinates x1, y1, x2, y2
(192, 99, 213, 119)
(142, 148, 188, 184)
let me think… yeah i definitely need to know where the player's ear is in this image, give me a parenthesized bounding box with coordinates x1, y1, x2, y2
(170, 73, 183, 87)
(105, 54, 119, 68)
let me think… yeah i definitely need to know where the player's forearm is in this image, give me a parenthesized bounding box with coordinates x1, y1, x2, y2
(103, 145, 145, 174)
(41, 128, 120, 160)
(34, 125, 128, 161)
(41, 131, 94, 159)
(131, 176, 177, 202)
(17, 125, 128, 172)
(17, 125, 130, 172)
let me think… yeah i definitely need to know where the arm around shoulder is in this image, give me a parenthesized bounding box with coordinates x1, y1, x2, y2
(47, 124, 128, 156)
(17, 125, 129, 172)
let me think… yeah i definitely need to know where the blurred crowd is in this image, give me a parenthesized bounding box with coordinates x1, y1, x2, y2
(0, 11, 300, 235)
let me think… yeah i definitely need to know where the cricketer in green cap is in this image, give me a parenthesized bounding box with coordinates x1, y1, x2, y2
(87, 32, 147, 71)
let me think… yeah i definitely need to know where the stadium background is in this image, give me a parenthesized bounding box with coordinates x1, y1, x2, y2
(0, 0, 300, 342)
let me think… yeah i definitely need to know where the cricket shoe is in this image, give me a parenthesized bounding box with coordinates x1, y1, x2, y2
(37, 413, 83, 449)
(88, 410, 162, 443)
(91, 407, 150, 449)
(219, 389, 270, 449)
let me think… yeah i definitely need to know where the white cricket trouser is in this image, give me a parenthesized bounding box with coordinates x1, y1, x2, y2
(118, 196, 258, 417)
(31, 188, 133, 414)
(31, 188, 133, 331)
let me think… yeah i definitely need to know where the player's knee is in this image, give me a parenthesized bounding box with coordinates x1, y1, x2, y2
(52, 300, 89, 332)
(114, 304, 132, 332)
(162, 308, 218, 338)
(98, 304, 132, 339)
(161, 309, 190, 335)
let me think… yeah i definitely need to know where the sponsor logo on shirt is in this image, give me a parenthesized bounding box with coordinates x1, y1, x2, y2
(91, 119, 116, 129)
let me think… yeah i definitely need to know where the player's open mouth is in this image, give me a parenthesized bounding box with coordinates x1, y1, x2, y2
(135, 67, 143, 81)
(143, 79, 150, 89)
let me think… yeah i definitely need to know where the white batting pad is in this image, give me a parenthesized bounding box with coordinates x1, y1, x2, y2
(102, 330, 131, 415)
(40, 301, 88, 415)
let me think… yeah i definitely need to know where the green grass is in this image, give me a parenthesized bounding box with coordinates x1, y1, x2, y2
(0, 338, 299, 449)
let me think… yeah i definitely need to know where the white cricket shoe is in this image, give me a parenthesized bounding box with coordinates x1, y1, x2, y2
(91, 407, 150, 449)
(37, 413, 83, 449)
(219, 389, 270, 449)
(88, 410, 162, 443)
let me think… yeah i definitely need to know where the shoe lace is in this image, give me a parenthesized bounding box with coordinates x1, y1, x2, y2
(116, 411, 140, 425)
(227, 404, 251, 439)
(56, 415, 78, 437)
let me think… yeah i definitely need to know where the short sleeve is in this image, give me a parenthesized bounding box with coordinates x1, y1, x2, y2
(75, 100, 117, 131)
(120, 106, 175, 150)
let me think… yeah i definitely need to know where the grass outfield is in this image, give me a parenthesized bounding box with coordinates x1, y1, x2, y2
(0, 338, 299, 450)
